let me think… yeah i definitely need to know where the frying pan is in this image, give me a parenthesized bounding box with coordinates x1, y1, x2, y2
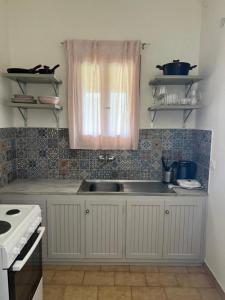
(38, 64, 60, 74)
(7, 64, 42, 74)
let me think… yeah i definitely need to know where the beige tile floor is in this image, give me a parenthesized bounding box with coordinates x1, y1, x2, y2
(43, 265, 224, 300)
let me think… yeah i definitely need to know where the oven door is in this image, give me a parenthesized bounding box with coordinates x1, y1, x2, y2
(8, 226, 45, 300)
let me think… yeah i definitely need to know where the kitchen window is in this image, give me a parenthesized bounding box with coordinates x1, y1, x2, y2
(65, 40, 140, 150)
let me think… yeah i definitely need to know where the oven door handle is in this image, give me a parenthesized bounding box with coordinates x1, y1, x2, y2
(12, 226, 45, 272)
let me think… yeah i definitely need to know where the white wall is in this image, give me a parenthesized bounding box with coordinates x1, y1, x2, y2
(6, 0, 202, 128)
(0, 0, 13, 128)
(197, 0, 225, 291)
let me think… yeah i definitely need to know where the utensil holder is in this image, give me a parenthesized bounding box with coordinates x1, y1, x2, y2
(163, 171, 172, 183)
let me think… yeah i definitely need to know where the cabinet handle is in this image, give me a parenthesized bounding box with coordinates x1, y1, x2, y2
(85, 209, 90, 215)
(165, 210, 170, 215)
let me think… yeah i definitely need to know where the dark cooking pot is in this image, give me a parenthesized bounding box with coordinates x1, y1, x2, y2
(156, 60, 197, 75)
(7, 64, 42, 74)
(38, 64, 60, 74)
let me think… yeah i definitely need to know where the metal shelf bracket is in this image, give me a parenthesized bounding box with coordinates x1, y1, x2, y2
(150, 110, 157, 128)
(51, 82, 59, 96)
(153, 86, 159, 98)
(16, 80, 26, 95)
(183, 109, 193, 128)
(15, 107, 61, 128)
(17, 108, 28, 127)
(185, 80, 194, 97)
(52, 109, 60, 128)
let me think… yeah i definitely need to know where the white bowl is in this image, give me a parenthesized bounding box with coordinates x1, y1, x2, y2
(38, 96, 60, 105)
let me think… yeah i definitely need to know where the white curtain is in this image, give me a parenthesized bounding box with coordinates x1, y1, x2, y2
(65, 39, 140, 150)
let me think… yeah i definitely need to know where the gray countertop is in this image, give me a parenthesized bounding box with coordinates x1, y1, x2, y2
(0, 179, 208, 197)
(0, 179, 82, 195)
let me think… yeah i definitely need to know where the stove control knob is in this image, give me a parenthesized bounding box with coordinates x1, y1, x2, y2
(20, 237, 27, 246)
(28, 225, 35, 234)
(13, 247, 20, 255)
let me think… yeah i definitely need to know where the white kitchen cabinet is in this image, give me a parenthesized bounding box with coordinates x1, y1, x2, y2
(126, 198, 164, 259)
(85, 199, 124, 258)
(47, 197, 85, 259)
(163, 197, 204, 260)
(0, 192, 206, 263)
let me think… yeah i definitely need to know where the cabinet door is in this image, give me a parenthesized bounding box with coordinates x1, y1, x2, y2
(85, 199, 124, 258)
(47, 198, 85, 259)
(163, 197, 203, 260)
(126, 198, 164, 259)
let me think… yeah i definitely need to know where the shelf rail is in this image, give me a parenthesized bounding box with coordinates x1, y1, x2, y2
(6, 103, 63, 128)
(148, 105, 202, 128)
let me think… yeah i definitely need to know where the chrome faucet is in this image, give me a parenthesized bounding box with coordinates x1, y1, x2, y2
(98, 154, 116, 162)
(98, 155, 106, 161)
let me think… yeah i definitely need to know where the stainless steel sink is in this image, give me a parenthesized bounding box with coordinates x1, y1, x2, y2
(89, 182, 123, 192)
(78, 180, 123, 193)
(122, 181, 174, 194)
(77, 180, 175, 195)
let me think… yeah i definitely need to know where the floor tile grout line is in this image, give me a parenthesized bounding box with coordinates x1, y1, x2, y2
(144, 272, 148, 287)
(50, 269, 56, 285)
(81, 271, 85, 285)
(196, 287, 205, 300)
(163, 287, 169, 300)
(62, 285, 66, 300)
(130, 286, 133, 300)
(97, 286, 99, 300)
(174, 273, 181, 287)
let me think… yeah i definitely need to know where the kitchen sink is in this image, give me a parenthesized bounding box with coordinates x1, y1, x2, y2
(77, 180, 175, 195)
(122, 181, 174, 194)
(78, 180, 123, 193)
(89, 182, 123, 192)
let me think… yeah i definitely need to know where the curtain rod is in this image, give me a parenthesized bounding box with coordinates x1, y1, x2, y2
(60, 41, 151, 50)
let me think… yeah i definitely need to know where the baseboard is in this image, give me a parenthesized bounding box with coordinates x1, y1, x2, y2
(203, 263, 225, 299)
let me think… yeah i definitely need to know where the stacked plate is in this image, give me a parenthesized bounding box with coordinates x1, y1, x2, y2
(38, 96, 60, 104)
(11, 95, 60, 105)
(11, 95, 37, 104)
(177, 179, 202, 189)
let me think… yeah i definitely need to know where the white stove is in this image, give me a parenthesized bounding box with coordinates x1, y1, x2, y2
(0, 204, 45, 300)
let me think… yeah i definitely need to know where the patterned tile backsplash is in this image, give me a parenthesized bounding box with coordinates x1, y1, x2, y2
(0, 128, 212, 189)
(0, 128, 17, 186)
(193, 130, 212, 189)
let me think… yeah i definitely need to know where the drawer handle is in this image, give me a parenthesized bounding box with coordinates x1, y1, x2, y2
(85, 209, 90, 215)
(165, 210, 170, 215)
(12, 227, 45, 271)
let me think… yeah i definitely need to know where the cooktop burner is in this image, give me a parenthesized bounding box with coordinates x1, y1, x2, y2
(6, 209, 20, 216)
(0, 221, 11, 234)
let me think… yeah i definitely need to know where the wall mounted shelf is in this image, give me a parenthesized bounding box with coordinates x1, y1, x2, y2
(148, 104, 202, 128)
(2, 72, 63, 127)
(148, 75, 204, 127)
(2, 73, 62, 96)
(149, 75, 203, 86)
(149, 75, 203, 98)
(6, 103, 63, 128)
